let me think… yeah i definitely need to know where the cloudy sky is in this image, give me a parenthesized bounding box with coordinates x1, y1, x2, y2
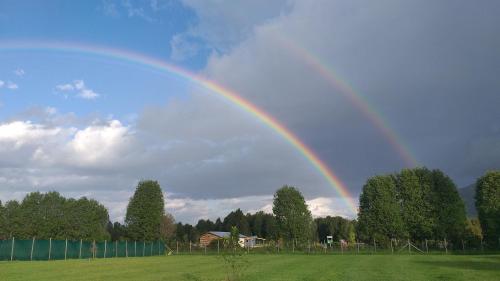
(0, 0, 499, 223)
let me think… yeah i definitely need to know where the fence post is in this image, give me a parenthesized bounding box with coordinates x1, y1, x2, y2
(116, 240, 118, 257)
(10, 237, 15, 261)
(390, 239, 393, 254)
(408, 239, 411, 254)
(357, 240, 359, 254)
(425, 239, 428, 253)
(104, 240, 107, 258)
(217, 240, 219, 254)
(143, 241, 146, 256)
(292, 239, 295, 253)
(462, 240, 465, 253)
(189, 241, 191, 254)
(93, 240, 96, 259)
(79, 239, 82, 259)
(65, 239, 68, 260)
(31, 237, 35, 261)
(444, 238, 448, 254)
(135, 241, 137, 257)
(480, 238, 484, 253)
(48, 238, 52, 260)
(126, 240, 128, 257)
(373, 238, 376, 253)
(150, 242, 153, 256)
(177, 241, 179, 254)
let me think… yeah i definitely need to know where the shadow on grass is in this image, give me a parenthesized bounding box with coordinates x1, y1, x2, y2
(415, 259, 500, 272)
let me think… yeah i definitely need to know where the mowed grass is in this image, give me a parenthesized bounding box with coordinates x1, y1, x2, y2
(0, 254, 499, 281)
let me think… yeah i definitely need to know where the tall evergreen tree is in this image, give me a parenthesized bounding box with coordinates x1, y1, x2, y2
(475, 170, 500, 247)
(125, 180, 165, 240)
(272, 185, 313, 242)
(223, 209, 250, 235)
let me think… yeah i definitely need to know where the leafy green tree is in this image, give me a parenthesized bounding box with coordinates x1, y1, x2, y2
(475, 171, 500, 247)
(125, 180, 165, 240)
(272, 185, 313, 242)
(429, 169, 467, 242)
(357, 175, 406, 243)
(315, 216, 355, 242)
(160, 213, 177, 241)
(396, 169, 433, 240)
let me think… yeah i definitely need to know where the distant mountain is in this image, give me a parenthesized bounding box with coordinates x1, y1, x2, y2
(458, 184, 477, 218)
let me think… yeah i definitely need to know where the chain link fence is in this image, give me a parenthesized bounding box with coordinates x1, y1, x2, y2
(0, 238, 166, 261)
(166, 238, 499, 255)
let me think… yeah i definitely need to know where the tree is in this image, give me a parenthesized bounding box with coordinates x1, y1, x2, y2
(396, 169, 433, 240)
(475, 171, 500, 247)
(429, 169, 466, 242)
(160, 213, 176, 241)
(357, 175, 406, 243)
(125, 180, 165, 240)
(272, 185, 313, 242)
(223, 209, 250, 235)
(261, 213, 278, 240)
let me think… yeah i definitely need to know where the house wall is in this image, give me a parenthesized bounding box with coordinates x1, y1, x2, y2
(199, 233, 219, 247)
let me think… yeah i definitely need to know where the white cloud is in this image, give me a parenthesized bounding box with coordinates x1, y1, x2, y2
(0, 80, 18, 90)
(56, 83, 74, 91)
(55, 79, 99, 100)
(14, 68, 25, 77)
(6, 81, 18, 90)
(78, 89, 99, 99)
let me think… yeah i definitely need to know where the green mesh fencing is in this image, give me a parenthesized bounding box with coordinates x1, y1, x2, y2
(0, 239, 166, 261)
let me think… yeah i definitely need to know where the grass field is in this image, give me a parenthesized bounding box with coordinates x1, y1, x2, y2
(0, 254, 499, 281)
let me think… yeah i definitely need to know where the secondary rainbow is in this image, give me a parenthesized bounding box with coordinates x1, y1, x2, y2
(278, 38, 418, 167)
(0, 40, 358, 214)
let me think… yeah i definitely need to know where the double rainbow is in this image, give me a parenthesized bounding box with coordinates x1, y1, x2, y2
(0, 40, 359, 214)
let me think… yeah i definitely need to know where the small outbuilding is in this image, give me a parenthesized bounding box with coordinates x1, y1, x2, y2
(199, 231, 266, 248)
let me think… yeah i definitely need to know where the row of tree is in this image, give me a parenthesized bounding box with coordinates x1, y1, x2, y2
(0, 192, 109, 240)
(173, 186, 355, 244)
(1, 171, 497, 248)
(357, 168, 499, 247)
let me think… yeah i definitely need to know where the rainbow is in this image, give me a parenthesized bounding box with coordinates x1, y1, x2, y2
(278, 38, 418, 167)
(0, 40, 359, 214)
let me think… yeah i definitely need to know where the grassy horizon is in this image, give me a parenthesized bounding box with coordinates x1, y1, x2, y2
(1, 254, 499, 280)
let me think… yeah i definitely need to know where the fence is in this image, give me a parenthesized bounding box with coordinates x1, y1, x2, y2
(166, 238, 499, 255)
(0, 238, 166, 261)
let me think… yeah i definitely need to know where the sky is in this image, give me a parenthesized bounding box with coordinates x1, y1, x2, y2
(0, 0, 499, 224)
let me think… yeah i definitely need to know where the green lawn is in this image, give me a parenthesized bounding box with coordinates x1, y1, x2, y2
(0, 254, 499, 281)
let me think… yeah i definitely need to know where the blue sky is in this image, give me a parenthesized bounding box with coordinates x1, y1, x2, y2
(0, 1, 499, 223)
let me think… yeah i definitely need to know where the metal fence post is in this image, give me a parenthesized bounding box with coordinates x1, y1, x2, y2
(444, 238, 448, 254)
(176, 241, 179, 254)
(135, 241, 137, 257)
(217, 240, 219, 254)
(65, 239, 68, 260)
(116, 240, 118, 257)
(10, 237, 15, 261)
(79, 239, 82, 259)
(104, 240, 107, 258)
(31, 237, 35, 261)
(48, 238, 52, 260)
(126, 240, 128, 257)
(425, 239, 428, 253)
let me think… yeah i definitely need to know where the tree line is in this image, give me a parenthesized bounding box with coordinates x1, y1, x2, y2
(357, 168, 499, 248)
(0, 170, 498, 249)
